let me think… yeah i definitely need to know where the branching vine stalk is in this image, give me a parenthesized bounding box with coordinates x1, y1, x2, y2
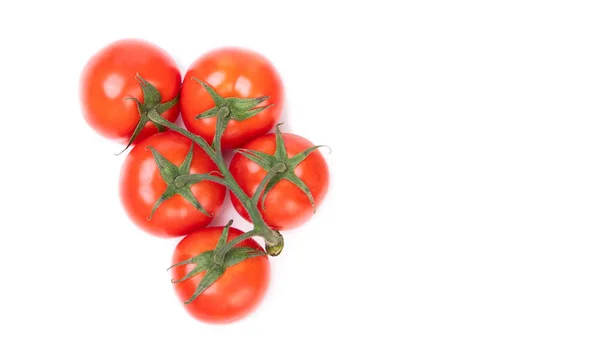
(135, 77, 316, 303)
(146, 95, 284, 257)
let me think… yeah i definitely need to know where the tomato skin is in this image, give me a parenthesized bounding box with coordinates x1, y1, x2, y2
(172, 227, 270, 324)
(80, 39, 181, 143)
(229, 133, 329, 230)
(119, 131, 225, 237)
(180, 47, 284, 149)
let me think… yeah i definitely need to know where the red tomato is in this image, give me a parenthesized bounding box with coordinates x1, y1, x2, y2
(171, 227, 270, 324)
(119, 131, 225, 237)
(180, 47, 284, 149)
(80, 39, 181, 143)
(229, 133, 329, 230)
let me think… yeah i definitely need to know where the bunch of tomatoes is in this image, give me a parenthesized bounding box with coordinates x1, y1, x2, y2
(79, 39, 330, 324)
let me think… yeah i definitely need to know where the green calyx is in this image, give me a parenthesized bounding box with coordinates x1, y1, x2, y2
(147, 143, 212, 220)
(118, 74, 179, 155)
(193, 78, 273, 122)
(169, 221, 266, 304)
(236, 124, 327, 213)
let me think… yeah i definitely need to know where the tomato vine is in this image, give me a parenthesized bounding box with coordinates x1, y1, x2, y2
(144, 81, 288, 302)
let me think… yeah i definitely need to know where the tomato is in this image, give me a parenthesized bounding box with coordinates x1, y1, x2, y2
(180, 47, 284, 149)
(80, 39, 181, 144)
(119, 131, 226, 237)
(171, 227, 270, 324)
(229, 131, 329, 230)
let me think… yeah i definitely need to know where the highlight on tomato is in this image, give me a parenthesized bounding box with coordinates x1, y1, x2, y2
(170, 224, 270, 324)
(119, 131, 226, 237)
(80, 39, 181, 151)
(229, 124, 330, 230)
(180, 47, 284, 149)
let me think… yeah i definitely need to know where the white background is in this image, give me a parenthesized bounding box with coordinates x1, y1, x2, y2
(1, 1, 599, 345)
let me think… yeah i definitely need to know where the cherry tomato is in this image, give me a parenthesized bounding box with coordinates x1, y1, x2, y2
(229, 132, 329, 230)
(171, 227, 270, 323)
(80, 39, 181, 143)
(180, 47, 284, 149)
(119, 131, 225, 237)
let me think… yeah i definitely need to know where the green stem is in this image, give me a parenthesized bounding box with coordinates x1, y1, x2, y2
(213, 107, 229, 163)
(252, 163, 286, 205)
(149, 115, 217, 161)
(221, 166, 282, 246)
(213, 229, 260, 265)
(174, 173, 226, 188)
(147, 111, 284, 255)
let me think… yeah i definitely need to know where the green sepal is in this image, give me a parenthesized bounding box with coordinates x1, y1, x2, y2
(281, 172, 314, 212)
(117, 74, 179, 155)
(234, 148, 277, 168)
(273, 124, 288, 161)
(215, 220, 234, 251)
(249, 162, 287, 208)
(168, 223, 267, 304)
(243, 104, 274, 118)
(137, 74, 161, 106)
(155, 94, 179, 114)
(185, 265, 226, 304)
(224, 247, 267, 267)
(149, 146, 180, 183)
(288, 145, 330, 167)
(146, 144, 210, 220)
(192, 78, 273, 122)
(147, 186, 176, 220)
(169, 251, 214, 282)
(195, 107, 219, 119)
(260, 173, 281, 211)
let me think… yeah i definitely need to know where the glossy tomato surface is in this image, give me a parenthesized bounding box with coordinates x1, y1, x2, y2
(80, 39, 181, 142)
(171, 227, 270, 324)
(180, 47, 284, 149)
(229, 133, 329, 230)
(119, 131, 225, 237)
